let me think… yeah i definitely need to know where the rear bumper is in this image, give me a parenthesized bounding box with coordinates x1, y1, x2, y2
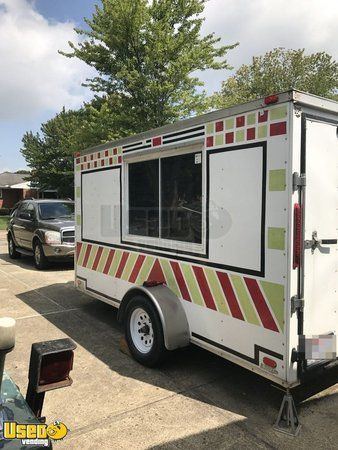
(42, 243, 74, 260)
(300, 357, 338, 382)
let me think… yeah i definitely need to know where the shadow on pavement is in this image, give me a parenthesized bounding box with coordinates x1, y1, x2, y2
(12, 276, 338, 431)
(0, 251, 73, 272)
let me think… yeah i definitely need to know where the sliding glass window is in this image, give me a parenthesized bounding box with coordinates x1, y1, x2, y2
(128, 151, 202, 245)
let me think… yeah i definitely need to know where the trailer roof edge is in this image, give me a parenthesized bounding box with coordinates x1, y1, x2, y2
(79, 90, 338, 156)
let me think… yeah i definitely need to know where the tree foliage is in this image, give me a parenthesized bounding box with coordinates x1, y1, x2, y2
(213, 48, 338, 108)
(21, 108, 86, 198)
(61, 0, 237, 131)
(21, 94, 138, 197)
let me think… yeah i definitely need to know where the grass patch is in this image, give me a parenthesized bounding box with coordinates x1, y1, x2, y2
(0, 216, 9, 230)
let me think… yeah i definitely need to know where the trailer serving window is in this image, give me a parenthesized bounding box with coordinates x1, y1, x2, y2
(125, 146, 204, 253)
(129, 159, 159, 238)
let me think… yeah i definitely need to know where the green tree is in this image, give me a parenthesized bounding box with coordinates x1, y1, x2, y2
(61, 0, 237, 132)
(21, 94, 132, 197)
(21, 108, 87, 198)
(80, 94, 132, 146)
(213, 48, 338, 108)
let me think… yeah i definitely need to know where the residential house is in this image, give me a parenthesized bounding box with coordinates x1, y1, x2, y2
(0, 172, 38, 209)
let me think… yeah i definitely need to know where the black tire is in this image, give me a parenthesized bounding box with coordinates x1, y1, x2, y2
(8, 234, 21, 259)
(33, 240, 49, 270)
(125, 295, 167, 367)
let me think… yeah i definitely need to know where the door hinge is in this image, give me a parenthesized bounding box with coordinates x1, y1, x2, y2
(291, 296, 304, 315)
(292, 172, 306, 192)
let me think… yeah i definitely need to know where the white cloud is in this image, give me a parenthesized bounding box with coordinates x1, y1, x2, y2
(199, 0, 338, 93)
(0, 0, 337, 119)
(0, 0, 93, 120)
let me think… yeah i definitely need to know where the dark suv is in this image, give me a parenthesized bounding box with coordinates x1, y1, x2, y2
(7, 199, 75, 269)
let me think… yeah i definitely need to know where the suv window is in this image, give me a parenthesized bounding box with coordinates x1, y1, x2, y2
(17, 203, 28, 218)
(38, 202, 74, 220)
(17, 202, 35, 220)
(26, 203, 36, 218)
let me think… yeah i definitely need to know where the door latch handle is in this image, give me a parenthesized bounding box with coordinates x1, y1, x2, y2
(305, 231, 337, 253)
(320, 239, 338, 245)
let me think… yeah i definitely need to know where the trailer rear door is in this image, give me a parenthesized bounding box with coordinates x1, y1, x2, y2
(303, 117, 338, 348)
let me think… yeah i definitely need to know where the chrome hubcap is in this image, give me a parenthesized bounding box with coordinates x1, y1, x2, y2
(130, 308, 154, 354)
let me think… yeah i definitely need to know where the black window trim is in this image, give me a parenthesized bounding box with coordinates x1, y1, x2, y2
(122, 144, 206, 256)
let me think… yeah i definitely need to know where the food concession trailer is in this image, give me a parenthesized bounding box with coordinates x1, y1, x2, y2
(74, 90, 338, 434)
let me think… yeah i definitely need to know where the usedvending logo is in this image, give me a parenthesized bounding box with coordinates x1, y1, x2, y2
(3, 420, 68, 446)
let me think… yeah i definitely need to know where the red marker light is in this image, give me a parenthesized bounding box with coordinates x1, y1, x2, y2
(39, 351, 74, 386)
(264, 95, 279, 105)
(263, 357, 277, 368)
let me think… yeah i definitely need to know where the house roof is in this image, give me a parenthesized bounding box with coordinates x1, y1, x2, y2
(0, 172, 29, 188)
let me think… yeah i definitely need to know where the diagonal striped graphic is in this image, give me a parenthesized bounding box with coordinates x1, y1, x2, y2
(160, 259, 180, 298)
(109, 250, 122, 276)
(170, 261, 191, 302)
(92, 246, 103, 271)
(192, 266, 217, 311)
(77, 244, 87, 266)
(82, 244, 93, 268)
(204, 268, 229, 315)
(230, 275, 260, 326)
(103, 249, 115, 274)
(129, 254, 146, 283)
(115, 252, 129, 278)
(76, 242, 82, 260)
(216, 272, 244, 321)
(86, 246, 96, 268)
(244, 278, 279, 332)
(121, 252, 138, 281)
(76, 242, 284, 334)
(135, 256, 154, 284)
(180, 264, 204, 306)
(260, 281, 284, 332)
(97, 247, 110, 273)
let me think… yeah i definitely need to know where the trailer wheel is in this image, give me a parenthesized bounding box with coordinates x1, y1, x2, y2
(125, 296, 167, 367)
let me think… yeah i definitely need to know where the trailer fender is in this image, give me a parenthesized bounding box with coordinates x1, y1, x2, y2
(118, 285, 190, 351)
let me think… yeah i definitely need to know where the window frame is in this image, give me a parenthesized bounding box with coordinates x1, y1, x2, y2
(122, 143, 206, 256)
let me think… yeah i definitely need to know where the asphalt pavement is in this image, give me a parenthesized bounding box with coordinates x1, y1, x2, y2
(0, 230, 337, 449)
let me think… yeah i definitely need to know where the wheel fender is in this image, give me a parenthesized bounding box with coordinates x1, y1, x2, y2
(119, 285, 190, 351)
(8, 230, 18, 246)
(33, 230, 45, 245)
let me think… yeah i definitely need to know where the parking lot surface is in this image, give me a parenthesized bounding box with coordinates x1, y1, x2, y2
(0, 230, 337, 449)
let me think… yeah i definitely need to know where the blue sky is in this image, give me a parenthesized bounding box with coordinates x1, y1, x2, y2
(35, 0, 95, 26)
(0, 0, 97, 172)
(0, 0, 337, 172)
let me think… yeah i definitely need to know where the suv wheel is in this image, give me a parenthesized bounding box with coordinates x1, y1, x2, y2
(8, 234, 21, 259)
(33, 241, 49, 270)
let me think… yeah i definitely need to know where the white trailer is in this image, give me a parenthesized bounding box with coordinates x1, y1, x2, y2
(74, 90, 338, 434)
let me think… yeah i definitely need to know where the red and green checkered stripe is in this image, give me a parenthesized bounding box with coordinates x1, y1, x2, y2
(76, 242, 284, 333)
